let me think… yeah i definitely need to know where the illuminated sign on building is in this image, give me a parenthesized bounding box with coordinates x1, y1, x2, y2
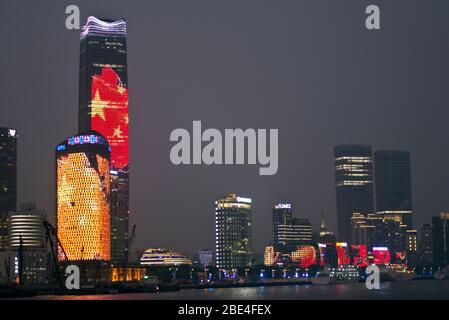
(274, 203, 292, 209)
(336, 242, 350, 265)
(291, 246, 317, 268)
(372, 247, 391, 264)
(89, 66, 129, 169)
(237, 196, 252, 204)
(351, 245, 368, 267)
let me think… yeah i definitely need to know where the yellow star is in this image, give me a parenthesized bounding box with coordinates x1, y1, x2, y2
(113, 126, 122, 138)
(124, 115, 129, 125)
(117, 85, 126, 94)
(91, 89, 106, 120)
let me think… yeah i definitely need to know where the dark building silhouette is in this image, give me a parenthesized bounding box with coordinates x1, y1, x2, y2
(0, 128, 17, 250)
(374, 150, 413, 228)
(432, 213, 449, 267)
(79, 17, 130, 264)
(419, 223, 433, 266)
(334, 145, 374, 242)
(317, 213, 336, 243)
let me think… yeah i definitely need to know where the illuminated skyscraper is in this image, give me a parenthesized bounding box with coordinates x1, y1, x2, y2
(9, 203, 48, 284)
(9, 203, 46, 249)
(272, 203, 293, 245)
(56, 132, 111, 261)
(79, 17, 129, 263)
(0, 128, 17, 251)
(334, 145, 374, 242)
(374, 150, 413, 228)
(215, 193, 252, 269)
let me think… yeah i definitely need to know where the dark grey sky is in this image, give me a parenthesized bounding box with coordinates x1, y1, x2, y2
(1, 0, 449, 257)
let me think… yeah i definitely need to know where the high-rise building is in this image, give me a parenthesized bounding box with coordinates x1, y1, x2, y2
(56, 132, 111, 261)
(432, 213, 449, 267)
(419, 223, 433, 266)
(215, 193, 252, 269)
(406, 230, 417, 252)
(0, 128, 17, 251)
(272, 204, 312, 245)
(277, 218, 312, 245)
(79, 16, 129, 264)
(334, 145, 374, 241)
(9, 203, 46, 249)
(405, 229, 418, 267)
(9, 203, 48, 284)
(272, 203, 292, 245)
(350, 212, 408, 261)
(374, 150, 413, 228)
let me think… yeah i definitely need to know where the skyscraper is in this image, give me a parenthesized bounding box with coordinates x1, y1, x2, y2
(0, 128, 17, 251)
(334, 145, 374, 242)
(56, 132, 111, 261)
(9, 203, 46, 249)
(272, 204, 312, 245)
(432, 213, 449, 267)
(419, 223, 433, 266)
(374, 150, 413, 228)
(9, 203, 48, 284)
(215, 193, 252, 269)
(79, 17, 129, 264)
(272, 203, 293, 245)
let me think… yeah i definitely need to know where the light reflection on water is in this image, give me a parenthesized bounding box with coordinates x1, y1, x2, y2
(22, 279, 449, 300)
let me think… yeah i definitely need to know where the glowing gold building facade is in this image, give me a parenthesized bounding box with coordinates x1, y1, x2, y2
(56, 132, 111, 261)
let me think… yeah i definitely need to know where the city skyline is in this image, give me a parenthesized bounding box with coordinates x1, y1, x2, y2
(1, 1, 449, 258)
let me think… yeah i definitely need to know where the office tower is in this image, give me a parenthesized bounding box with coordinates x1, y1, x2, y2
(79, 16, 129, 264)
(406, 230, 417, 252)
(334, 145, 374, 241)
(272, 203, 293, 244)
(56, 132, 111, 261)
(350, 212, 406, 258)
(432, 213, 449, 267)
(9, 203, 48, 284)
(9, 203, 46, 249)
(272, 203, 312, 245)
(215, 193, 252, 269)
(374, 150, 413, 228)
(277, 218, 312, 245)
(405, 229, 418, 267)
(419, 223, 433, 265)
(0, 128, 17, 251)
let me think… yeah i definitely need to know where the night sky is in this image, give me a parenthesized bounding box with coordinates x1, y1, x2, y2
(1, 0, 449, 257)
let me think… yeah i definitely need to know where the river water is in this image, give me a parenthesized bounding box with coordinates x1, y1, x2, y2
(19, 279, 449, 300)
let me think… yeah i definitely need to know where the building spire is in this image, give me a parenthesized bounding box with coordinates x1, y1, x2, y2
(320, 212, 327, 231)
